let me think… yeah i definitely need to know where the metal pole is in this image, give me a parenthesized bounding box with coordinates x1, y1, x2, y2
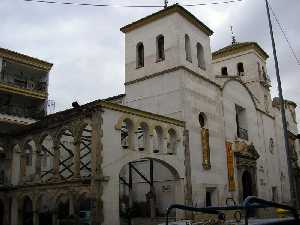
(265, 0, 296, 207)
(164, 0, 168, 9)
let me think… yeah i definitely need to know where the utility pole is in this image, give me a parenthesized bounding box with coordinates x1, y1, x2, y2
(265, 0, 296, 207)
(164, 0, 168, 9)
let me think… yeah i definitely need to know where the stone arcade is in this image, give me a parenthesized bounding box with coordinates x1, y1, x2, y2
(0, 4, 300, 225)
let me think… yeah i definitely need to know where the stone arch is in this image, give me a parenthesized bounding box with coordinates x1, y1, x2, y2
(237, 62, 245, 76)
(37, 193, 53, 225)
(11, 144, 21, 185)
(185, 34, 192, 62)
(21, 195, 34, 225)
(22, 139, 37, 180)
(119, 157, 183, 224)
(152, 126, 164, 153)
(55, 193, 71, 224)
(40, 135, 55, 181)
(222, 79, 257, 109)
(78, 192, 92, 224)
(156, 34, 165, 61)
(80, 123, 92, 177)
(242, 170, 253, 200)
(198, 112, 207, 128)
(136, 42, 144, 68)
(116, 116, 136, 150)
(135, 120, 150, 152)
(57, 129, 75, 179)
(167, 128, 178, 155)
(196, 42, 205, 70)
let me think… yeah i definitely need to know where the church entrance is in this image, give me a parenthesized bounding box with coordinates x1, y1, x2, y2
(234, 143, 259, 204)
(242, 170, 253, 200)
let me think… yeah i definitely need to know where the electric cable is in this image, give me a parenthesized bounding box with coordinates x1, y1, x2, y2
(22, 0, 243, 8)
(268, 2, 300, 66)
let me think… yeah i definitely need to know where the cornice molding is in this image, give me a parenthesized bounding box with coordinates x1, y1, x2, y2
(0, 47, 53, 71)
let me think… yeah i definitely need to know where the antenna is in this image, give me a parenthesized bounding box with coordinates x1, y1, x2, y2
(230, 26, 237, 45)
(164, 0, 168, 9)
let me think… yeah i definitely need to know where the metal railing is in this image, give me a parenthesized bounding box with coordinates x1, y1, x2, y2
(165, 196, 299, 225)
(0, 105, 45, 120)
(238, 127, 249, 140)
(0, 73, 47, 92)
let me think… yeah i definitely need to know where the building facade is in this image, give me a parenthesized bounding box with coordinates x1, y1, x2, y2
(0, 4, 299, 225)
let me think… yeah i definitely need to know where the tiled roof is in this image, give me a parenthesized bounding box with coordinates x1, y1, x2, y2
(212, 42, 269, 60)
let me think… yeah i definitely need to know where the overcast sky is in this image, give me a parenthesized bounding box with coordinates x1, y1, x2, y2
(1, 0, 299, 119)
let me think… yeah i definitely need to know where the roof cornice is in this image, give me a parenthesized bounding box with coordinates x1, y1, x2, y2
(120, 4, 213, 36)
(212, 42, 269, 61)
(0, 47, 53, 71)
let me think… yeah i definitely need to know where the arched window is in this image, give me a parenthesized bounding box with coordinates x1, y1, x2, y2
(135, 122, 149, 151)
(237, 62, 245, 76)
(167, 129, 177, 154)
(153, 126, 163, 153)
(269, 138, 274, 154)
(199, 112, 207, 128)
(121, 119, 134, 149)
(197, 42, 205, 69)
(221, 67, 228, 76)
(136, 42, 144, 68)
(156, 35, 165, 61)
(185, 34, 192, 62)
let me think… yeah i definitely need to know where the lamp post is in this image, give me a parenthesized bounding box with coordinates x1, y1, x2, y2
(265, 0, 297, 207)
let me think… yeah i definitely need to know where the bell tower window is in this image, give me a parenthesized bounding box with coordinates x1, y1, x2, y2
(237, 62, 245, 76)
(136, 42, 144, 68)
(197, 42, 205, 70)
(185, 34, 192, 62)
(221, 67, 228, 76)
(156, 35, 165, 61)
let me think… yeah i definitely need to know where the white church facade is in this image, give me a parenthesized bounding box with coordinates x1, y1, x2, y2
(0, 4, 299, 225)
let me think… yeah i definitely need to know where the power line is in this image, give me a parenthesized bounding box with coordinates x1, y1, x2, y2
(268, 3, 300, 66)
(22, 0, 243, 8)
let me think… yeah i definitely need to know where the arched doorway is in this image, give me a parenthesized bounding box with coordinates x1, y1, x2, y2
(78, 194, 92, 225)
(38, 195, 53, 225)
(0, 199, 4, 225)
(242, 171, 253, 200)
(22, 196, 33, 225)
(119, 158, 182, 225)
(56, 194, 71, 225)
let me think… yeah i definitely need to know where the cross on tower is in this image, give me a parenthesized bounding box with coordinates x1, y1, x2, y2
(164, 0, 168, 9)
(230, 26, 237, 45)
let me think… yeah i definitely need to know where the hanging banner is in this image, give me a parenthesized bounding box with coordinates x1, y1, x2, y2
(201, 128, 211, 169)
(226, 142, 235, 192)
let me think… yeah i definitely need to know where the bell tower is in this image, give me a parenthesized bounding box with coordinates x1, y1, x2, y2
(121, 4, 214, 117)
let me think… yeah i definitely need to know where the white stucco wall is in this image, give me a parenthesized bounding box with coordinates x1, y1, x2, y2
(124, 12, 213, 85)
(101, 108, 186, 224)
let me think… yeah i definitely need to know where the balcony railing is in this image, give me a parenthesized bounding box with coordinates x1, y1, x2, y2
(237, 127, 248, 140)
(0, 73, 47, 92)
(0, 105, 45, 120)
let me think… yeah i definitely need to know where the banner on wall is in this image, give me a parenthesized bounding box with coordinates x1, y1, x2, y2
(226, 142, 235, 192)
(201, 128, 211, 169)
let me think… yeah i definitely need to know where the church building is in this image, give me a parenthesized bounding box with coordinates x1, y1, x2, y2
(0, 4, 299, 225)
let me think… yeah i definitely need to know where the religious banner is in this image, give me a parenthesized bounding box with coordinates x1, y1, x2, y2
(226, 142, 235, 192)
(201, 128, 211, 169)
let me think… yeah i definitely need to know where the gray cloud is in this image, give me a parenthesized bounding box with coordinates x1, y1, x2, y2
(1, 0, 299, 122)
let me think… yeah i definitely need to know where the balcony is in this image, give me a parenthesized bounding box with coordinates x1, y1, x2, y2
(0, 73, 48, 99)
(0, 105, 46, 120)
(260, 72, 272, 88)
(237, 127, 248, 140)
